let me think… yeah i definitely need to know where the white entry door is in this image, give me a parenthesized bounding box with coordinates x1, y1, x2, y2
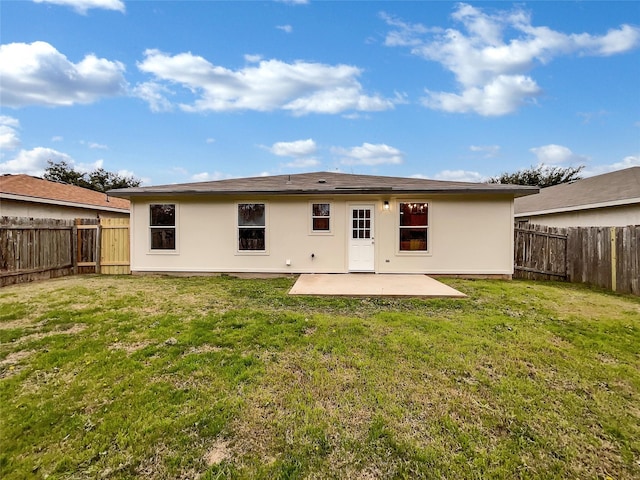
(348, 205, 375, 272)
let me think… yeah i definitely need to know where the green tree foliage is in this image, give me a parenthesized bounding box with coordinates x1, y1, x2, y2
(488, 164, 584, 187)
(44, 160, 141, 192)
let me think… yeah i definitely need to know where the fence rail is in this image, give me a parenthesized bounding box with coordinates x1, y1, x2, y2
(514, 223, 639, 295)
(1, 217, 129, 287)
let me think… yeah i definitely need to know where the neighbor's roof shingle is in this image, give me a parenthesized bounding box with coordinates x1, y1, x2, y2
(514, 167, 640, 215)
(0, 174, 130, 211)
(109, 171, 538, 198)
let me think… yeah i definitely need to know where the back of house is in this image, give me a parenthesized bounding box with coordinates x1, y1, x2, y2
(109, 171, 537, 277)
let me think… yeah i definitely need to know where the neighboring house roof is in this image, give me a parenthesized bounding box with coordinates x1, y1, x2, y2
(514, 167, 640, 216)
(0, 174, 130, 213)
(109, 171, 538, 198)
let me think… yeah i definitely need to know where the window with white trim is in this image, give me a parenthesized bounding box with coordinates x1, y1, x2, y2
(399, 202, 428, 252)
(238, 203, 266, 251)
(150, 204, 176, 250)
(311, 203, 331, 232)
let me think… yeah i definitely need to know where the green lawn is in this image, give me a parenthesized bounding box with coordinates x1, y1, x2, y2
(0, 275, 638, 479)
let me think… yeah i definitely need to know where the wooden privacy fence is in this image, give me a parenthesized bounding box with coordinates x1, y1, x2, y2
(515, 223, 639, 295)
(0, 217, 130, 287)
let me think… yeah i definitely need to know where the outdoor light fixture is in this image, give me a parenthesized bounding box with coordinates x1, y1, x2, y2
(383, 200, 390, 210)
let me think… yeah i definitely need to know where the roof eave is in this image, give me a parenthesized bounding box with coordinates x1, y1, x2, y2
(0, 192, 130, 213)
(109, 186, 538, 198)
(515, 196, 640, 217)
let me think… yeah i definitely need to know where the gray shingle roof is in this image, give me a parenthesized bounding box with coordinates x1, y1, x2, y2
(514, 167, 640, 215)
(109, 171, 538, 198)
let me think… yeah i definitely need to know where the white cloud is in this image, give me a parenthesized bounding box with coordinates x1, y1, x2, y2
(572, 24, 640, 56)
(423, 74, 541, 116)
(136, 49, 395, 115)
(284, 158, 320, 168)
(470, 144, 500, 158)
(583, 155, 640, 177)
(283, 87, 393, 116)
(577, 110, 609, 124)
(244, 54, 263, 63)
(333, 143, 403, 166)
(276, 0, 308, 5)
(116, 168, 136, 178)
(191, 172, 230, 182)
(0, 41, 126, 108)
(380, 12, 435, 47)
(433, 169, 485, 182)
(384, 3, 640, 116)
(51, 136, 64, 142)
(530, 144, 589, 165)
(268, 139, 317, 157)
(131, 81, 173, 113)
(0, 116, 21, 150)
(277, 25, 293, 34)
(0, 147, 74, 176)
(75, 159, 104, 173)
(267, 139, 319, 169)
(205, 138, 216, 144)
(88, 142, 108, 150)
(33, 0, 125, 14)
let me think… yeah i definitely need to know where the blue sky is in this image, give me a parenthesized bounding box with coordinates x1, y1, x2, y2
(1, 0, 639, 186)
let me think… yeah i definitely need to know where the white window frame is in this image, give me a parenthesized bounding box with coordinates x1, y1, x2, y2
(309, 201, 333, 235)
(397, 201, 430, 255)
(148, 203, 178, 254)
(236, 202, 269, 255)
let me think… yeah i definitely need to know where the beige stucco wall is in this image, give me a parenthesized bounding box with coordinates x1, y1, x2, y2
(0, 198, 129, 220)
(130, 194, 515, 275)
(518, 204, 640, 228)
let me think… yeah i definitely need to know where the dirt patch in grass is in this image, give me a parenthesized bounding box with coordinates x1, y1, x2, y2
(20, 366, 78, 395)
(204, 439, 230, 466)
(13, 323, 87, 345)
(184, 344, 224, 355)
(0, 349, 34, 366)
(109, 341, 153, 354)
(0, 350, 35, 379)
(0, 319, 45, 331)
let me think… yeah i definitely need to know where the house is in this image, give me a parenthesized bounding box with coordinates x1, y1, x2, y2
(514, 167, 640, 227)
(0, 174, 130, 220)
(109, 171, 537, 277)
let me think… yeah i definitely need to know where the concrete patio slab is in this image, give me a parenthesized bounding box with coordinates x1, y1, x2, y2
(289, 274, 466, 298)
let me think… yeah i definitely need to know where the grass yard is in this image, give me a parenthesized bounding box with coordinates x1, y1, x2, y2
(0, 275, 639, 479)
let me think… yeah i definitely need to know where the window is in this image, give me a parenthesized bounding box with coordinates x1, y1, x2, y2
(311, 203, 331, 232)
(150, 204, 176, 250)
(238, 203, 265, 251)
(399, 202, 428, 251)
(352, 208, 371, 239)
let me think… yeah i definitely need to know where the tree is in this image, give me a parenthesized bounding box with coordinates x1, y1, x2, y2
(43, 160, 88, 188)
(487, 164, 584, 188)
(44, 160, 141, 192)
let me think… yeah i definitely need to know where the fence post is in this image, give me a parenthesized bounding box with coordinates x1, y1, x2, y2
(610, 227, 617, 292)
(72, 224, 78, 275)
(95, 222, 102, 275)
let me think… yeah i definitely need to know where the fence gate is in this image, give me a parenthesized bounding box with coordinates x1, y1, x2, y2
(75, 218, 130, 275)
(99, 218, 130, 275)
(514, 224, 568, 280)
